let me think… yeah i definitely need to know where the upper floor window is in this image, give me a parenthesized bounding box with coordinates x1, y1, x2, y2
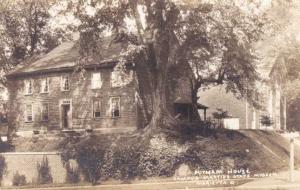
(111, 70, 134, 88)
(110, 97, 120, 118)
(24, 80, 33, 95)
(41, 103, 49, 121)
(25, 104, 33, 122)
(91, 72, 102, 89)
(93, 99, 101, 118)
(61, 75, 70, 91)
(40, 78, 49, 93)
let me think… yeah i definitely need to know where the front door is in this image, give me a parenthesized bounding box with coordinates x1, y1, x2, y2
(60, 99, 72, 129)
(62, 104, 71, 128)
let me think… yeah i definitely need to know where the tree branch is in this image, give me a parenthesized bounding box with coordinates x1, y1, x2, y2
(129, 0, 144, 44)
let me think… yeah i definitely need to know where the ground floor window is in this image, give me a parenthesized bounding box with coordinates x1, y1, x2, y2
(41, 103, 49, 121)
(110, 97, 120, 118)
(25, 104, 33, 122)
(93, 99, 101, 118)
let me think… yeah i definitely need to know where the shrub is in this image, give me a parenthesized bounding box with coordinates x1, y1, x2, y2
(67, 135, 112, 185)
(0, 141, 14, 152)
(110, 139, 143, 181)
(0, 155, 7, 184)
(36, 156, 53, 184)
(62, 134, 185, 183)
(138, 135, 183, 177)
(12, 171, 26, 186)
(65, 161, 80, 184)
(260, 115, 273, 127)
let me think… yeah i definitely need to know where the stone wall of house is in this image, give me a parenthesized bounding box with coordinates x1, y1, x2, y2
(0, 152, 66, 187)
(7, 67, 137, 133)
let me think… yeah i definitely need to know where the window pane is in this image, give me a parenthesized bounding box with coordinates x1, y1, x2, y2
(92, 73, 102, 89)
(26, 104, 33, 122)
(93, 100, 101, 118)
(42, 104, 49, 121)
(62, 76, 69, 91)
(41, 78, 49, 93)
(25, 80, 32, 94)
(111, 97, 120, 117)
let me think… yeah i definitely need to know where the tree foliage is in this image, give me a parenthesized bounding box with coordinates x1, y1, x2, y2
(1, 0, 270, 128)
(54, 0, 268, 128)
(0, 0, 71, 86)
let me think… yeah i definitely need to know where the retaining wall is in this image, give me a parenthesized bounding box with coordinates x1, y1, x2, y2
(0, 152, 66, 186)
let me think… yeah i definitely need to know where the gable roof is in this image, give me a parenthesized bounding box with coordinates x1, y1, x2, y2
(7, 36, 124, 78)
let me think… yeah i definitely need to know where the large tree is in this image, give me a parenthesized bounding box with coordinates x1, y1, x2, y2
(56, 0, 267, 129)
(0, 0, 71, 86)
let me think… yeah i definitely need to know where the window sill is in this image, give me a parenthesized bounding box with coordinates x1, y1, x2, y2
(93, 117, 103, 120)
(111, 116, 121, 119)
(24, 93, 33, 96)
(25, 121, 33, 123)
(91, 88, 102, 90)
(61, 89, 70, 92)
(40, 92, 49, 94)
(91, 116, 121, 120)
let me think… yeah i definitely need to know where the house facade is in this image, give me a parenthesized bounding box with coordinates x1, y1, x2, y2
(6, 37, 194, 136)
(6, 39, 142, 136)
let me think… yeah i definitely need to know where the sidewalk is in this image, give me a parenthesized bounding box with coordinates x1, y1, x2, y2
(237, 170, 300, 189)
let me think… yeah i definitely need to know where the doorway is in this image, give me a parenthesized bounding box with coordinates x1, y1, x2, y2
(60, 100, 72, 129)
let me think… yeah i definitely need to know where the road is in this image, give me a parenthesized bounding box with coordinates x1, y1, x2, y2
(3, 171, 300, 190)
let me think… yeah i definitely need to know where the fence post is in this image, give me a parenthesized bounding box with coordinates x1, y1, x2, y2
(290, 138, 294, 182)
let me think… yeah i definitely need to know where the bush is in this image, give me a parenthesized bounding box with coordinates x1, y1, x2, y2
(0, 155, 7, 184)
(65, 135, 112, 185)
(36, 156, 53, 184)
(138, 135, 183, 177)
(260, 115, 273, 127)
(65, 161, 80, 184)
(0, 141, 14, 152)
(62, 134, 185, 183)
(12, 171, 26, 186)
(110, 139, 143, 181)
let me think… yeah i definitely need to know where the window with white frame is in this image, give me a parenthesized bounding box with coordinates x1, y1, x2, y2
(61, 75, 70, 91)
(40, 78, 49, 93)
(24, 80, 33, 95)
(93, 99, 101, 118)
(110, 97, 120, 118)
(91, 72, 102, 89)
(41, 103, 49, 121)
(25, 104, 33, 122)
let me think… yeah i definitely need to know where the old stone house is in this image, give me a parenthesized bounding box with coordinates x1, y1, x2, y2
(6, 37, 194, 136)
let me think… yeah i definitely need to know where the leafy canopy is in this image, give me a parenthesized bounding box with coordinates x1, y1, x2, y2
(57, 0, 267, 103)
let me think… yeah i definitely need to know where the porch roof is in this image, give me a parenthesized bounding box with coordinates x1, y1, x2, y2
(197, 103, 209, 110)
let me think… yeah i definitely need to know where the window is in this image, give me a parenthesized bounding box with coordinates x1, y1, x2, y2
(25, 104, 33, 122)
(24, 80, 33, 95)
(93, 99, 101, 118)
(41, 103, 49, 121)
(91, 73, 102, 89)
(111, 70, 134, 87)
(110, 97, 120, 118)
(61, 76, 70, 91)
(40, 78, 49, 93)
